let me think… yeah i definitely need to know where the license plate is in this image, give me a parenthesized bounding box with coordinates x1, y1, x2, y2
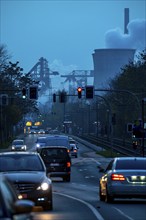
(50, 163, 59, 166)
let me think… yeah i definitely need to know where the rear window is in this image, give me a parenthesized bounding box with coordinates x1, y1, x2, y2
(116, 159, 146, 170)
(40, 148, 68, 159)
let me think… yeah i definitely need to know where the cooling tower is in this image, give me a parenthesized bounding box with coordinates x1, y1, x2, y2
(92, 48, 135, 89)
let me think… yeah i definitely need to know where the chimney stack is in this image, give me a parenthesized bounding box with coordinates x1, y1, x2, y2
(124, 8, 129, 34)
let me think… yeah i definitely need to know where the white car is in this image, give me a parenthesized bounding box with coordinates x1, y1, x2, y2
(11, 139, 27, 151)
(99, 157, 146, 203)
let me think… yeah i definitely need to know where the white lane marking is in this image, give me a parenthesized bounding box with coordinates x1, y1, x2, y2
(113, 207, 135, 220)
(54, 192, 105, 220)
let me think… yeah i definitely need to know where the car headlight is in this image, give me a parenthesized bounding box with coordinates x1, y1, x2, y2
(36, 144, 40, 148)
(37, 182, 49, 191)
(12, 146, 15, 149)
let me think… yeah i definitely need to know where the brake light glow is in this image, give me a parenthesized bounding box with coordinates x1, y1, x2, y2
(111, 174, 126, 181)
(67, 162, 71, 168)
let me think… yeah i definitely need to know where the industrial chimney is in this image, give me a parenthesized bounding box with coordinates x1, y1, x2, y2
(124, 8, 129, 34)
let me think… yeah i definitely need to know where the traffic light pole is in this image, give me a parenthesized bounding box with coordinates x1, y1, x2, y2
(142, 98, 146, 157)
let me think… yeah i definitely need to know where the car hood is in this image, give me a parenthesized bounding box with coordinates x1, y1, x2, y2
(2, 172, 48, 183)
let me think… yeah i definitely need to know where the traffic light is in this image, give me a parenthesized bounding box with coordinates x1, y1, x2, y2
(29, 86, 38, 100)
(59, 91, 66, 103)
(77, 87, 82, 99)
(85, 86, 94, 99)
(53, 93, 56, 102)
(22, 88, 26, 99)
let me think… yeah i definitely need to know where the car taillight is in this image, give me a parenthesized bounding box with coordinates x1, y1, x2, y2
(67, 149, 70, 153)
(111, 174, 126, 181)
(67, 162, 71, 167)
(73, 149, 77, 152)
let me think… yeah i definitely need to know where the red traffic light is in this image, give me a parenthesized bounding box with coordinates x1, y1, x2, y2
(77, 87, 82, 98)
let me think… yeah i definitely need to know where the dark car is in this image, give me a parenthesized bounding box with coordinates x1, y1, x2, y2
(99, 157, 146, 203)
(39, 146, 71, 182)
(0, 175, 34, 220)
(0, 152, 53, 211)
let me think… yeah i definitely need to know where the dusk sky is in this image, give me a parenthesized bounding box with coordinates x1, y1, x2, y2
(1, 0, 146, 76)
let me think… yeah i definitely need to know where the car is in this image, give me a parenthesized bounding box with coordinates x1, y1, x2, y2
(0, 175, 34, 220)
(69, 138, 78, 145)
(99, 157, 146, 203)
(0, 152, 53, 211)
(39, 146, 71, 182)
(11, 139, 27, 151)
(35, 136, 47, 151)
(29, 129, 37, 134)
(38, 129, 45, 134)
(69, 143, 78, 158)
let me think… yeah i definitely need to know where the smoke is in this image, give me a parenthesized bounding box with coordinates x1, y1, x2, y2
(105, 19, 146, 50)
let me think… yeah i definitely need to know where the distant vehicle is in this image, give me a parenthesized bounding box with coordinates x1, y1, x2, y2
(69, 139, 77, 145)
(35, 136, 47, 150)
(29, 129, 37, 134)
(39, 146, 71, 182)
(0, 152, 53, 211)
(11, 139, 27, 151)
(0, 175, 34, 220)
(69, 143, 78, 158)
(38, 129, 45, 134)
(99, 157, 146, 203)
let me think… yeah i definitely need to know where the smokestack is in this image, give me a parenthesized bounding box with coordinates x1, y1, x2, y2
(124, 8, 129, 34)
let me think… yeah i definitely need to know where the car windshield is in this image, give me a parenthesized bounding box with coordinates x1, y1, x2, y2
(12, 140, 23, 145)
(116, 159, 146, 170)
(0, 154, 44, 172)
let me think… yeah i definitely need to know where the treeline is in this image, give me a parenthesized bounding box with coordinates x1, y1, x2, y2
(0, 44, 39, 146)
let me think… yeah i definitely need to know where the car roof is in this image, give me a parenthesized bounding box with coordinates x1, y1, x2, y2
(0, 151, 38, 156)
(46, 135, 69, 139)
(115, 157, 146, 161)
(13, 139, 24, 142)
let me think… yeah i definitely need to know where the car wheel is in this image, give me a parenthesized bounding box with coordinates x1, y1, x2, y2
(99, 185, 105, 201)
(105, 187, 114, 203)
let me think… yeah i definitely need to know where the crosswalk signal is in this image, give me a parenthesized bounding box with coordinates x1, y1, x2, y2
(29, 86, 38, 100)
(85, 86, 94, 99)
(77, 87, 82, 99)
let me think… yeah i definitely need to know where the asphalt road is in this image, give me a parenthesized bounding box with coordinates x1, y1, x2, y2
(4, 134, 146, 220)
